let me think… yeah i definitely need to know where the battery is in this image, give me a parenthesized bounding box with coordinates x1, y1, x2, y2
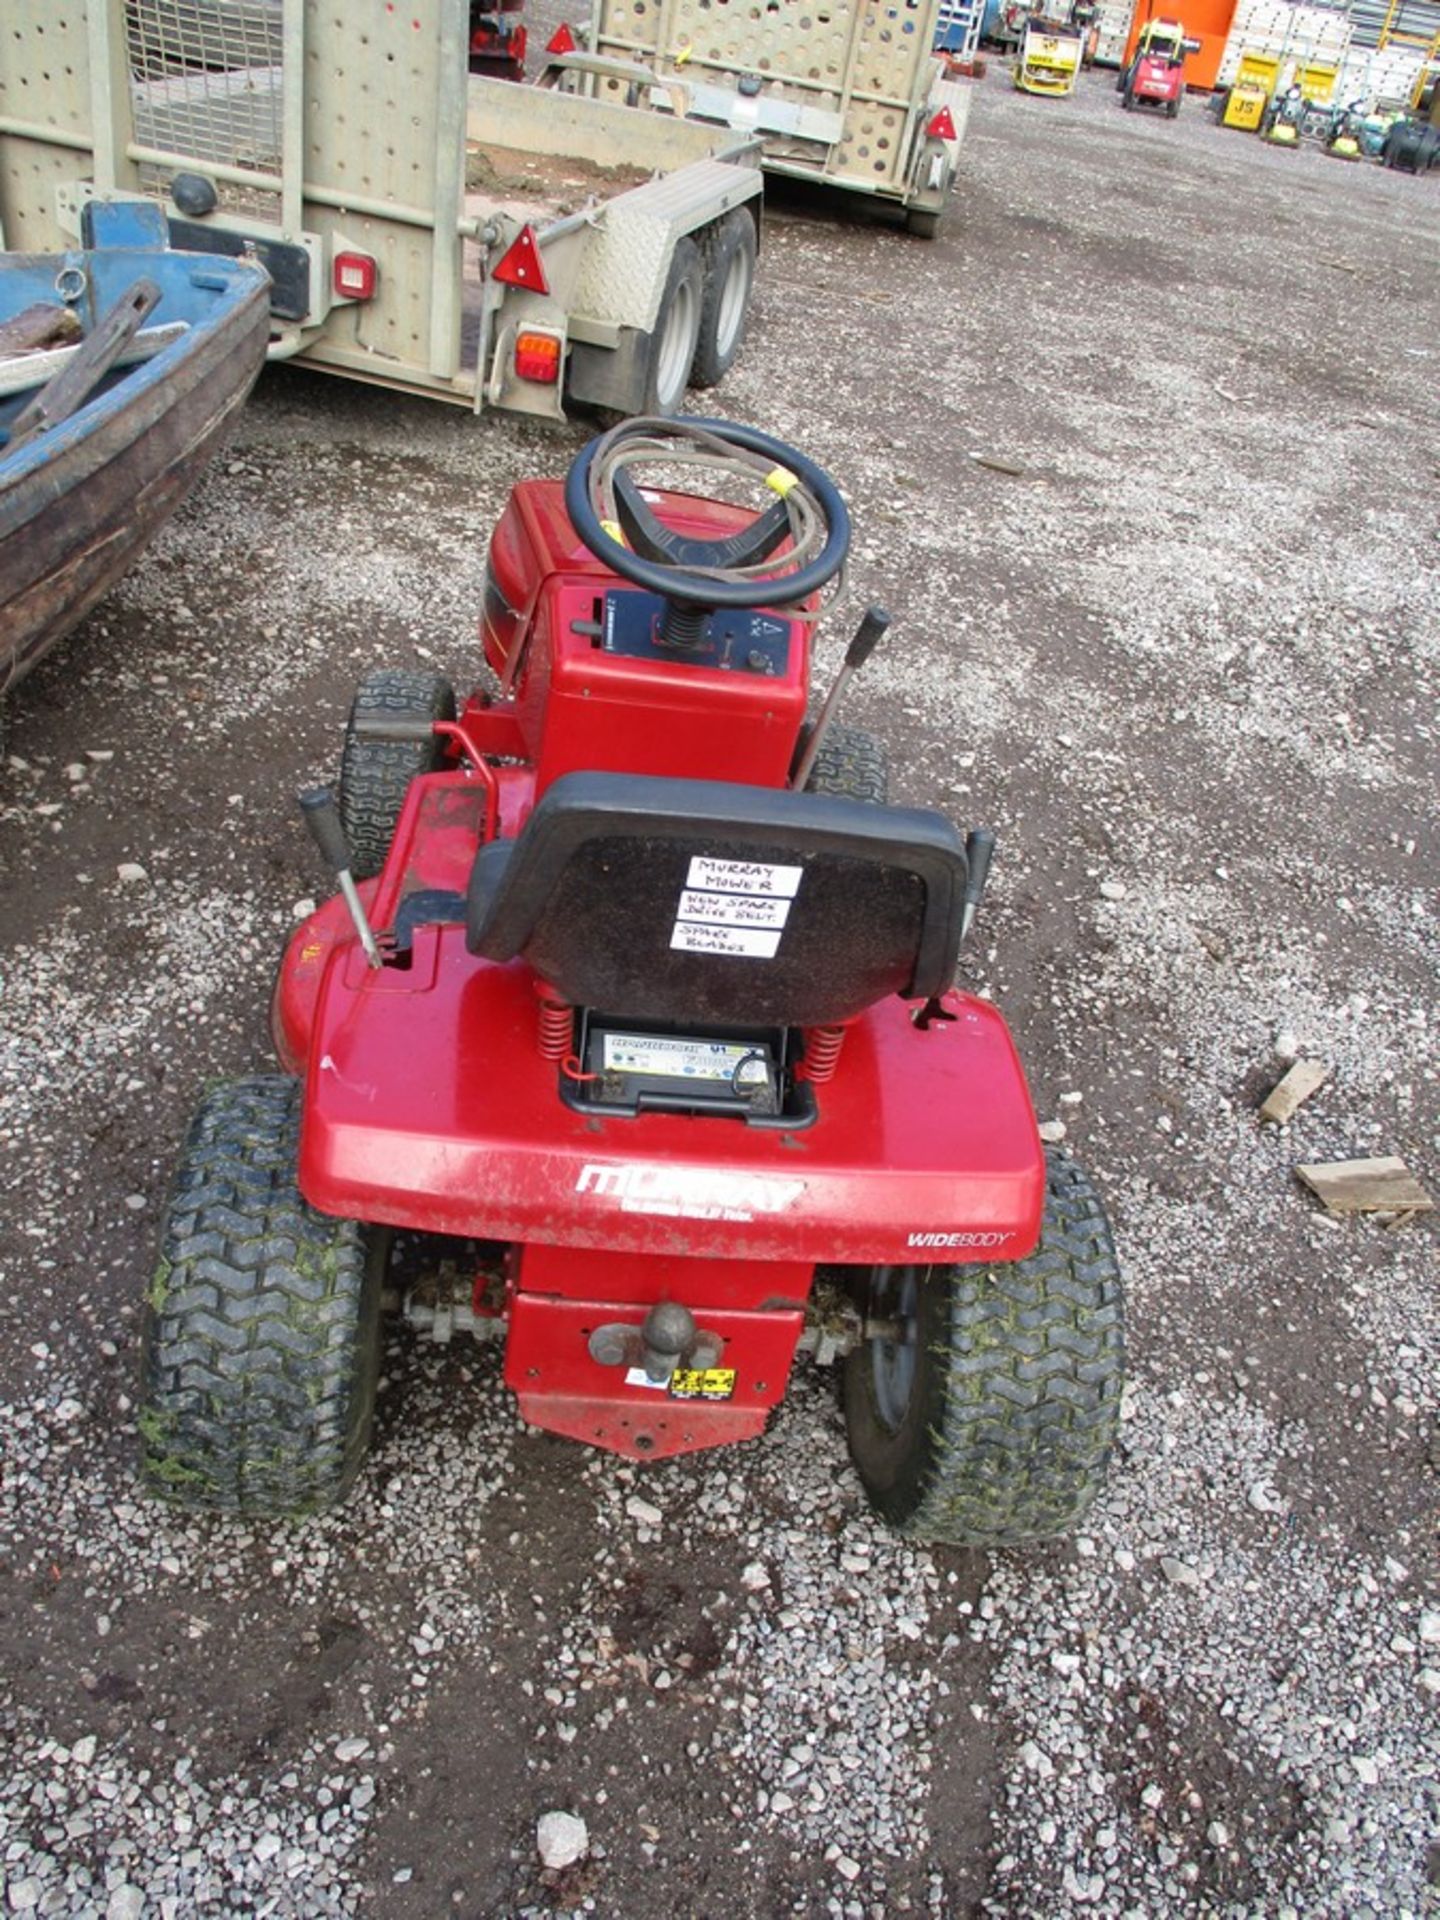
(581, 1023, 781, 1115)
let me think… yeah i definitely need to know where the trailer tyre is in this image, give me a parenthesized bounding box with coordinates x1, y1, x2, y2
(844, 1151, 1124, 1545)
(139, 1076, 386, 1517)
(640, 236, 705, 416)
(692, 211, 757, 387)
(339, 668, 456, 880)
(905, 206, 944, 240)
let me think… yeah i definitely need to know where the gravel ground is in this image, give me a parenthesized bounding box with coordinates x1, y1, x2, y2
(1, 62, 1437, 1920)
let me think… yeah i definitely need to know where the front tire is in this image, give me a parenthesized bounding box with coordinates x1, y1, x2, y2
(802, 722, 890, 803)
(338, 667, 456, 880)
(844, 1151, 1124, 1544)
(139, 1077, 386, 1516)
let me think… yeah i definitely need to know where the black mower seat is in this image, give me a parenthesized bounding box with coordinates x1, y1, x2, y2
(466, 772, 968, 1028)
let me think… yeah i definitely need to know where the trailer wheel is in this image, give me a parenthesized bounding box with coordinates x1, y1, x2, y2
(641, 236, 705, 415)
(905, 206, 944, 240)
(138, 1076, 386, 1517)
(843, 1151, 1124, 1545)
(692, 211, 757, 387)
(338, 667, 456, 880)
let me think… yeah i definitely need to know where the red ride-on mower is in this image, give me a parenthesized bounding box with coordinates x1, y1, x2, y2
(138, 419, 1125, 1545)
(1118, 18, 1200, 117)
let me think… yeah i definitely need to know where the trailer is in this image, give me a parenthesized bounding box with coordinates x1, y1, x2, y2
(0, 0, 764, 420)
(560, 0, 971, 236)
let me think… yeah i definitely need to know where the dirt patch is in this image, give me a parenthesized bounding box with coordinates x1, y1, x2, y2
(464, 139, 653, 216)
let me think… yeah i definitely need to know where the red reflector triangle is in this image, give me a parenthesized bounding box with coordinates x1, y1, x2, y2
(493, 224, 550, 296)
(547, 22, 576, 53)
(927, 106, 957, 139)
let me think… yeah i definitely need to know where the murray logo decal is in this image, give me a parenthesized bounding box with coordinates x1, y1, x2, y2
(576, 1163, 806, 1222)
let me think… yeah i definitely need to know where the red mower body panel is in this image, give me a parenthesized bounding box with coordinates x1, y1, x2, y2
(1133, 53, 1184, 101)
(275, 779, 1044, 1264)
(286, 920, 1042, 1262)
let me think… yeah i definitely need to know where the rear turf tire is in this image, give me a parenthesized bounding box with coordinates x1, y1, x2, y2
(338, 668, 456, 880)
(802, 722, 890, 803)
(139, 1076, 386, 1516)
(844, 1151, 1124, 1544)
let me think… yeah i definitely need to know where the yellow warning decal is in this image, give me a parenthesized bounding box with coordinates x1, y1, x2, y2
(669, 1367, 737, 1401)
(764, 466, 798, 499)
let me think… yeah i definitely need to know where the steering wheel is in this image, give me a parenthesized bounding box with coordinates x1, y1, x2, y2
(564, 416, 851, 610)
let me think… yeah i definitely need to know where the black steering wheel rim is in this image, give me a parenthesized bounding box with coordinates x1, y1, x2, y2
(563, 417, 851, 610)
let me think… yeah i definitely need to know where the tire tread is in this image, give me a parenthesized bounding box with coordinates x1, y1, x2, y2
(138, 1076, 382, 1516)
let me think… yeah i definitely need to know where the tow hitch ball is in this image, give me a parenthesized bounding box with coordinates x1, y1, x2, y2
(588, 1301, 725, 1377)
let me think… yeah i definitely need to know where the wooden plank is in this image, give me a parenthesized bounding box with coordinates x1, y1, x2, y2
(1259, 1058, 1330, 1125)
(1295, 1157, 1434, 1215)
(0, 321, 189, 403)
(0, 302, 82, 357)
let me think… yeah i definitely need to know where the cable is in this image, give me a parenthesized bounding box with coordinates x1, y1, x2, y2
(729, 1049, 769, 1098)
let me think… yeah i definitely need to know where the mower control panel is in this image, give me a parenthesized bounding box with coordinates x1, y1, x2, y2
(601, 592, 792, 676)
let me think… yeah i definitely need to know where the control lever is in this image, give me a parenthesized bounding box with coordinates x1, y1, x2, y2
(790, 604, 890, 792)
(961, 828, 996, 943)
(298, 787, 383, 970)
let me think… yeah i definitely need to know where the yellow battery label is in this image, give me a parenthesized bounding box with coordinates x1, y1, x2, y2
(669, 1367, 737, 1401)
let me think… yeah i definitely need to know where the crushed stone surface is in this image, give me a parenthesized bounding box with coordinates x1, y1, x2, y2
(1, 59, 1436, 1920)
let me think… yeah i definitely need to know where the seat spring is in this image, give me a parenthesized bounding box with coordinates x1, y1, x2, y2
(799, 1024, 845, 1083)
(537, 998, 573, 1061)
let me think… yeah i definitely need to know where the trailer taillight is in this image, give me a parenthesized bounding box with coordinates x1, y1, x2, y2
(514, 329, 563, 383)
(493, 225, 550, 295)
(333, 251, 377, 300)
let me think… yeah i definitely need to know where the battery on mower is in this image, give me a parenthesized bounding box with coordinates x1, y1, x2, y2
(579, 1019, 783, 1117)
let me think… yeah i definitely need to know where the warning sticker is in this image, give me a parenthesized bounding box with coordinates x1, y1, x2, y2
(686, 857, 802, 899)
(672, 923, 782, 959)
(669, 1367, 737, 1401)
(624, 1366, 671, 1392)
(603, 1034, 764, 1081)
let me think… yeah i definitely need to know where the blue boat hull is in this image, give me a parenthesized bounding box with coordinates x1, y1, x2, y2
(0, 244, 271, 695)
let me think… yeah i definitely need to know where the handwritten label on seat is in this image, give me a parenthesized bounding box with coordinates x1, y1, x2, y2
(672, 856, 804, 959)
